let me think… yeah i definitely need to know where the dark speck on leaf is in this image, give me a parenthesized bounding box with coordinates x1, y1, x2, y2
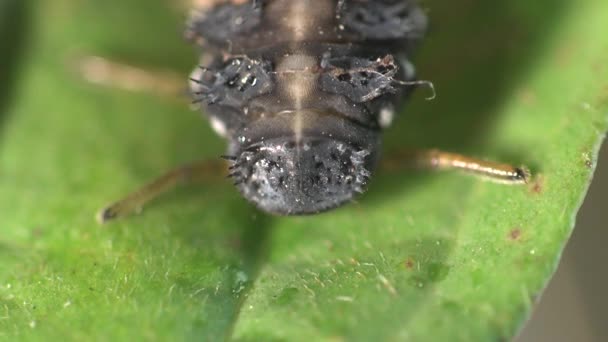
(530, 175, 544, 194)
(509, 228, 522, 241)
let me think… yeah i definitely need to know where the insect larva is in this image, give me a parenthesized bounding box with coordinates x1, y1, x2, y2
(98, 0, 528, 222)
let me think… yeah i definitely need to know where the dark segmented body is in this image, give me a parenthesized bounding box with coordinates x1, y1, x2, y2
(187, 0, 427, 215)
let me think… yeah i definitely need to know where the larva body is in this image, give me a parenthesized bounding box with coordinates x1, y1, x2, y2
(186, 0, 427, 215)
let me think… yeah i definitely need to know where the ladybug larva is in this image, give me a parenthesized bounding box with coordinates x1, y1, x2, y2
(98, 0, 528, 222)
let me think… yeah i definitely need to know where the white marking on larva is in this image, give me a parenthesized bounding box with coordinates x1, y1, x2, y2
(293, 76, 304, 143)
(189, 66, 205, 94)
(400, 58, 417, 81)
(209, 116, 227, 137)
(379, 105, 395, 128)
(276, 54, 318, 144)
(282, 0, 333, 42)
(290, 1, 307, 41)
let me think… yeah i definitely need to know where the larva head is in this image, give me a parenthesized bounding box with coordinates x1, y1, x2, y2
(229, 136, 378, 215)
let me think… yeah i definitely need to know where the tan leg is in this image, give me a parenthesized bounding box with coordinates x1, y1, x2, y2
(97, 159, 228, 224)
(383, 149, 530, 185)
(74, 55, 186, 99)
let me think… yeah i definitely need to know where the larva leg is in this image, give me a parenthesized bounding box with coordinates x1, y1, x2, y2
(383, 149, 530, 185)
(97, 159, 227, 224)
(75, 55, 185, 98)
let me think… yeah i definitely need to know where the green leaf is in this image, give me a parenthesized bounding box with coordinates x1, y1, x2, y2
(1, 0, 607, 341)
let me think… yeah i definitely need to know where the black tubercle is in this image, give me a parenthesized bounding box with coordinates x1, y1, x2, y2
(320, 54, 406, 102)
(192, 57, 274, 109)
(228, 138, 374, 215)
